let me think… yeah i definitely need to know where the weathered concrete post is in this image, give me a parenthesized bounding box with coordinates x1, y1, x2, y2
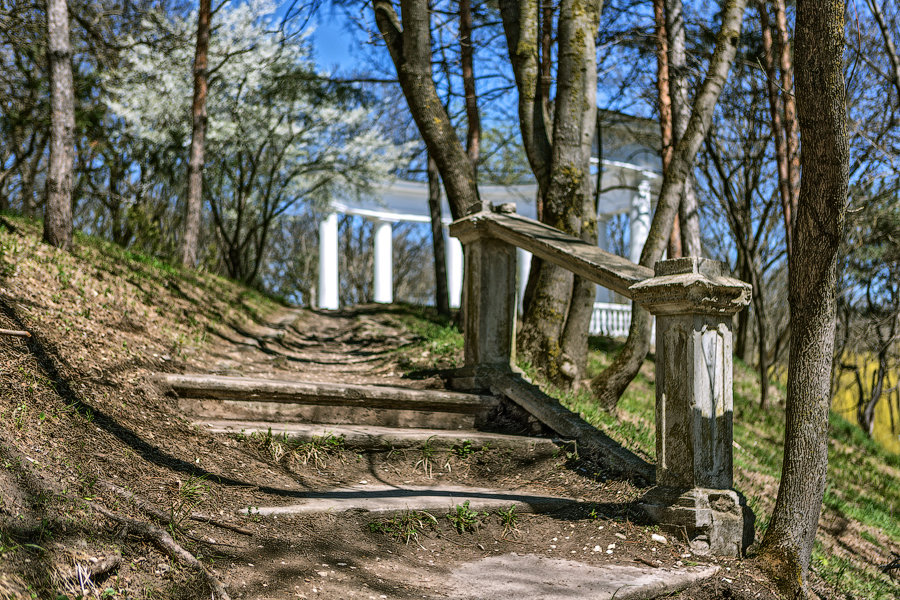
(448, 205, 517, 389)
(629, 257, 753, 557)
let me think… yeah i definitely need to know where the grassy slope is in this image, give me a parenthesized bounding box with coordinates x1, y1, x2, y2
(555, 345, 900, 599)
(0, 214, 289, 596)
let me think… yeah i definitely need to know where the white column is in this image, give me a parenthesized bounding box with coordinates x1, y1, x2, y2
(516, 248, 532, 315)
(373, 220, 393, 304)
(318, 213, 339, 310)
(447, 233, 464, 309)
(596, 216, 611, 302)
(629, 176, 652, 264)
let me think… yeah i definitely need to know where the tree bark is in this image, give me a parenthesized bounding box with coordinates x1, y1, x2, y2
(459, 0, 480, 169)
(43, 0, 75, 251)
(591, 0, 747, 409)
(558, 0, 601, 387)
(181, 0, 211, 268)
(665, 0, 701, 257)
(373, 0, 480, 219)
(499, 0, 553, 195)
(499, 0, 602, 387)
(759, 1, 794, 260)
(774, 0, 800, 244)
(654, 0, 681, 259)
(760, 0, 849, 594)
(427, 155, 450, 317)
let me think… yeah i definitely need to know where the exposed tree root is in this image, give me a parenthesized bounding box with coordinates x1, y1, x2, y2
(0, 441, 231, 600)
(87, 555, 122, 583)
(99, 480, 253, 536)
(91, 503, 230, 600)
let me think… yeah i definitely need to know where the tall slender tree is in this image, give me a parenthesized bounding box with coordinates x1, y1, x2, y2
(43, 0, 75, 250)
(373, 0, 480, 220)
(665, 0, 701, 256)
(654, 0, 681, 259)
(181, 0, 211, 268)
(591, 0, 748, 409)
(426, 154, 450, 316)
(760, 0, 849, 594)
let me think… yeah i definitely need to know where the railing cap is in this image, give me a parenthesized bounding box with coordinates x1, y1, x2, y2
(629, 257, 751, 317)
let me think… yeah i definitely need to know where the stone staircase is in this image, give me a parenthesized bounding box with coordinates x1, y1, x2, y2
(158, 373, 559, 455)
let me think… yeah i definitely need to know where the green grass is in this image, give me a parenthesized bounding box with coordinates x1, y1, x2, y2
(530, 335, 900, 599)
(368, 510, 439, 545)
(446, 501, 487, 534)
(391, 306, 464, 370)
(812, 542, 899, 600)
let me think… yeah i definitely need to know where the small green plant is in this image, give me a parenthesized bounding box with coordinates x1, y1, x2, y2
(55, 263, 71, 289)
(293, 433, 345, 470)
(446, 501, 486, 534)
(452, 440, 478, 458)
(170, 475, 208, 528)
(13, 400, 28, 429)
(245, 429, 345, 470)
(415, 436, 438, 478)
(496, 505, 519, 536)
(368, 510, 438, 545)
(248, 428, 290, 463)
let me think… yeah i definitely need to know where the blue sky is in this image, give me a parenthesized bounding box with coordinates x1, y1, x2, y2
(309, 10, 363, 73)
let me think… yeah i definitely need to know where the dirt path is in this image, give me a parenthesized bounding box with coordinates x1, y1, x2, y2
(151, 307, 775, 600)
(191, 306, 424, 386)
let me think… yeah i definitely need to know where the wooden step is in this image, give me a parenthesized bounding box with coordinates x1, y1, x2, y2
(198, 420, 562, 456)
(159, 374, 498, 430)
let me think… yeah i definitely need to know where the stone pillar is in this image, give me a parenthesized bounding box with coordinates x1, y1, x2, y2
(449, 207, 517, 389)
(516, 248, 532, 315)
(373, 220, 393, 304)
(629, 257, 753, 557)
(318, 212, 339, 310)
(629, 176, 652, 264)
(447, 234, 464, 309)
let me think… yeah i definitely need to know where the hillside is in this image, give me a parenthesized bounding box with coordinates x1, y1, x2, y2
(0, 214, 896, 599)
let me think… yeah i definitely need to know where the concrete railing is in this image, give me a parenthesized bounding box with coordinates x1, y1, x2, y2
(590, 302, 631, 337)
(449, 205, 753, 557)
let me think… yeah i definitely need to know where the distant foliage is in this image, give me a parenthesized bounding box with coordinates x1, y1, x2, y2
(102, 0, 408, 285)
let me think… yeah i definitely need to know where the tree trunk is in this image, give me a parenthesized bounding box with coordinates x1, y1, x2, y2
(427, 155, 450, 317)
(754, 285, 770, 409)
(654, 0, 682, 259)
(759, 1, 794, 259)
(557, 0, 601, 387)
(459, 0, 480, 169)
(500, 0, 602, 387)
(594, 0, 746, 404)
(760, 0, 849, 594)
(591, 0, 747, 409)
(775, 0, 800, 242)
(666, 0, 701, 257)
(181, 0, 211, 268)
(43, 0, 75, 251)
(373, 0, 480, 219)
